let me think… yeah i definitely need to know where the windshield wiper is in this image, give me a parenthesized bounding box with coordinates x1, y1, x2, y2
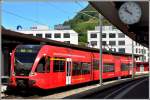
(15, 57, 24, 65)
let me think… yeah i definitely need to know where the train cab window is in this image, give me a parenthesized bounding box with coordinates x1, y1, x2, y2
(121, 63, 129, 71)
(103, 63, 114, 72)
(36, 57, 50, 73)
(53, 58, 65, 72)
(93, 59, 99, 70)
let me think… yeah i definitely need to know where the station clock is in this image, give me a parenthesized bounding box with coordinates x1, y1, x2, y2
(118, 2, 142, 25)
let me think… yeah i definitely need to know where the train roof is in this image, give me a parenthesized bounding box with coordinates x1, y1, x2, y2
(2, 27, 141, 57)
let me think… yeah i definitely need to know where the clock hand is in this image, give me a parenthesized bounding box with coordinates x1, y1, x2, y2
(124, 6, 132, 15)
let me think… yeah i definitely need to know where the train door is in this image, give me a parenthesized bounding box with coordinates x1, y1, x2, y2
(66, 58, 72, 85)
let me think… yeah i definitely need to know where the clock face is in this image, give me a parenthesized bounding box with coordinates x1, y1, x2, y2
(118, 2, 142, 25)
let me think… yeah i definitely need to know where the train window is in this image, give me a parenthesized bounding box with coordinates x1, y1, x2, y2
(103, 63, 114, 72)
(93, 59, 99, 70)
(36, 57, 50, 73)
(81, 62, 91, 74)
(53, 58, 65, 72)
(72, 62, 82, 76)
(121, 63, 129, 71)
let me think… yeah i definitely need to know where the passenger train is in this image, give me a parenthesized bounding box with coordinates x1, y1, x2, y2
(9, 44, 137, 90)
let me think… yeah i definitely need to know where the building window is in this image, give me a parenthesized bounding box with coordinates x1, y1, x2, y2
(109, 41, 116, 46)
(54, 33, 61, 38)
(53, 57, 65, 72)
(118, 41, 125, 45)
(142, 49, 146, 54)
(103, 63, 114, 72)
(102, 33, 106, 38)
(45, 33, 51, 38)
(102, 41, 106, 45)
(139, 49, 141, 53)
(136, 48, 138, 53)
(109, 33, 116, 38)
(112, 48, 116, 52)
(36, 34, 42, 38)
(118, 33, 125, 38)
(64, 41, 70, 44)
(90, 33, 97, 38)
(64, 33, 70, 38)
(91, 41, 97, 46)
(118, 48, 125, 53)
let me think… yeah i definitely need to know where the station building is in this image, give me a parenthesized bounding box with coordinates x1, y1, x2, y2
(87, 26, 149, 62)
(15, 25, 78, 45)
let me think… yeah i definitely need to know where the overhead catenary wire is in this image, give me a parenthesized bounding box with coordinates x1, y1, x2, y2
(2, 9, 47, 26)
(46, 1, 73, 15)
(74, 0, 85, 8)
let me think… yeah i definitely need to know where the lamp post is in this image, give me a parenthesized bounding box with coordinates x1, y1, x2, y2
(132, 40, 134, 79)
(77, 11, 103, 85)
(99, 14, 103, 86)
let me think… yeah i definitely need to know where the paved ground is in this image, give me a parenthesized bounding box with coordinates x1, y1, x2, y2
(65, 76, 149, 99)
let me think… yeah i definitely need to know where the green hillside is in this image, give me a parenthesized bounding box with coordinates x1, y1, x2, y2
(63, 4, 110, 46)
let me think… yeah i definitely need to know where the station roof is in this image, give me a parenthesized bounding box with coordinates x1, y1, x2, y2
(90, 1, 149, 48)
(2, 27, 141, 57)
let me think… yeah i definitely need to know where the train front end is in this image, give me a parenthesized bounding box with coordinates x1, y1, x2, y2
(8, 45, 42, 89)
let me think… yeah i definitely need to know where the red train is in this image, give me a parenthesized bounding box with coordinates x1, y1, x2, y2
(9, 44, 136, 90)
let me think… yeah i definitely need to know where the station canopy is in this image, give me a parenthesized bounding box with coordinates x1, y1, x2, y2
(89, 1, 149, 48)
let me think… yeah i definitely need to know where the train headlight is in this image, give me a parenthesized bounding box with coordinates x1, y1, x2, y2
(29, 72, 37, 76)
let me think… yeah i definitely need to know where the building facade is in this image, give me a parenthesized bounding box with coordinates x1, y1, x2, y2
(88, 26, 149, 62)
(15, 25, 78, 45)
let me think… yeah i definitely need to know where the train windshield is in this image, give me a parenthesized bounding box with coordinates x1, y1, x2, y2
(14, 45, 41, 76)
